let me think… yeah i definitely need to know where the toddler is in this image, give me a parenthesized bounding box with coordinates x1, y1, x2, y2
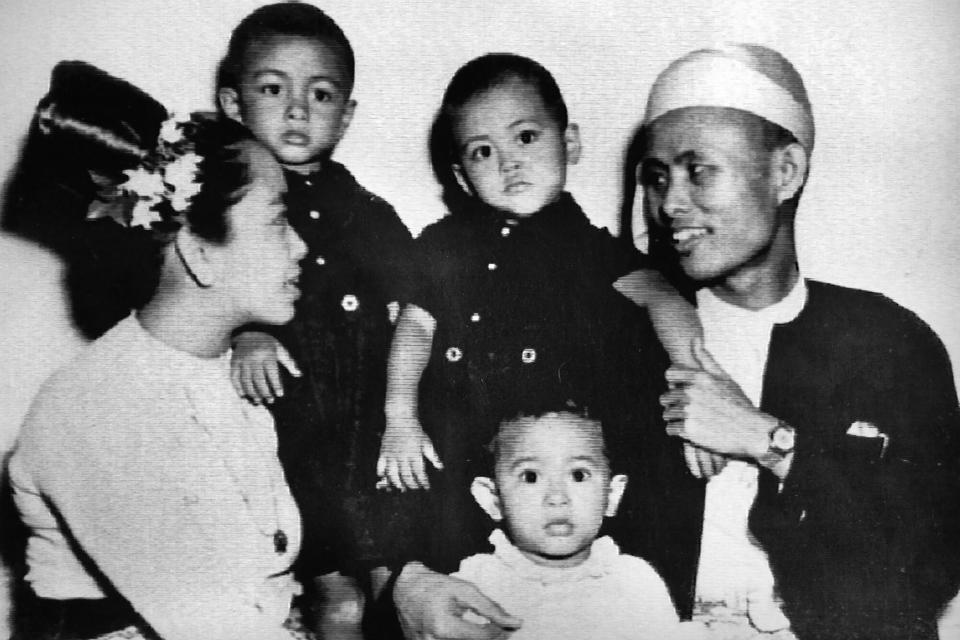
(218, 3, 414, 636)
(454, 406, 704, 639)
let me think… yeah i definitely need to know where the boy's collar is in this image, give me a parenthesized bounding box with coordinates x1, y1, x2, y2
(464, 191, 583, 226)
(486, 528, 621, 583)
(283, 159, 349, 186)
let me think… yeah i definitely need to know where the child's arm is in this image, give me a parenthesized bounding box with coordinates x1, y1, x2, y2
(613, 269, 728, 479)
(377, 304, 444, 491)
(613, 268, 699, 368)
(230, 330, 301, 405)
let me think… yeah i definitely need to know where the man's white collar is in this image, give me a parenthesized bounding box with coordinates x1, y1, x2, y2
(697, 276, 808, 326)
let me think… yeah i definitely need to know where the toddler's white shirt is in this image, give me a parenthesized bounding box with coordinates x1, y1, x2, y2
(453, 529, 698, 639)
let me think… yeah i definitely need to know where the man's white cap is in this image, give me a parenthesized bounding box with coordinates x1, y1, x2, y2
(632, 44, 813, 251)
(642, 43, 815, 152)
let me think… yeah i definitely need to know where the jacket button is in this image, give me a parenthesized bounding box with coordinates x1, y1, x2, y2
(341, 294, 359, 311)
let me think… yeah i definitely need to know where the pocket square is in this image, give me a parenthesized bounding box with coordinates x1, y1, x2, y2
(846, 421, 890, 458)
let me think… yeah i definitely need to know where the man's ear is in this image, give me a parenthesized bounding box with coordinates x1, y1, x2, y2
(218, 87, 243, 123)
(772, 142, 808, 204)
(604, 474, 628, 517)
(470, 477, 503, 522)
(452, 164, 473, 196)
(564, 122, 582, 165)
(175, 230, 218, 288)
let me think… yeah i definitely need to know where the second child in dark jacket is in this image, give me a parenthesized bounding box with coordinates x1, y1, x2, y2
(378, 53, 699, 572)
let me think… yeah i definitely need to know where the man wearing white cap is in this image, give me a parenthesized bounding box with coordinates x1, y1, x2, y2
(628, 43, 960, 639)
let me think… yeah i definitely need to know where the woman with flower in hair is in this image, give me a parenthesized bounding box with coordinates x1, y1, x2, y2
(7, 61, 311, 640)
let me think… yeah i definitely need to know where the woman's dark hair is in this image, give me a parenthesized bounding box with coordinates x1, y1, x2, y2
(3, 61, 167, 248)
(2, 61, 255, 337)
(180, 116, 254, 244)
(216, 1, 355, 98)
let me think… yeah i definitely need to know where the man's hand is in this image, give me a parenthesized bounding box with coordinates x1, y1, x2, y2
(230, 331, 301, 405)
(661, 338, 775, 462)
(394, 563, 521, 640)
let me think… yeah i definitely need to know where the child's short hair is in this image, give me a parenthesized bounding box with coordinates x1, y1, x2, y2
(438, 53, 568, 164)
(483, 398, 613, 475)
(216, 2, 355, 95)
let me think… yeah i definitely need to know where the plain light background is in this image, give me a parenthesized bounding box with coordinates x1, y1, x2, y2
(1, 0, 959, 634)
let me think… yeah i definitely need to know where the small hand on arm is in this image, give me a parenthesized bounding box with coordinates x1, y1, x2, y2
(230, 330, 301, 405)
(377, 305, 443, 491)
(393, 563, 521, 640)
(661, 338, 794, 480)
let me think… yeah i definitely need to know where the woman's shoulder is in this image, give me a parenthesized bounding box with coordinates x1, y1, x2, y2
(22, 318, 166, 434)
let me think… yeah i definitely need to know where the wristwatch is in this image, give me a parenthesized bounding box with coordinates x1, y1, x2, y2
(767, 420, 796, 458)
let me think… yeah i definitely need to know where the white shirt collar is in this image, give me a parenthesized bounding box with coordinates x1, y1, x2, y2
(696, 275, 808, 327)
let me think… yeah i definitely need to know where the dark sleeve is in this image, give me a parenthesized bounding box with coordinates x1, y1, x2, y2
(579, 220, 649, 282)
(404, 220, 450, 317)
(751, 297, 960, 632)
(364, 195, 415, 304)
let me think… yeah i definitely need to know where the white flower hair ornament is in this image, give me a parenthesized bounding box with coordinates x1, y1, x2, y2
(88, 114, 202, 231)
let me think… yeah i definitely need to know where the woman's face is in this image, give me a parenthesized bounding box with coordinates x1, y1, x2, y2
(215, 140, 306, 326)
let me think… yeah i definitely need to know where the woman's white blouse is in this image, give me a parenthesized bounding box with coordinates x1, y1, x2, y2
(9, 315, 302, 640)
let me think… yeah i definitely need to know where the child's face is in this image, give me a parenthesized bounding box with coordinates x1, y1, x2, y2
(452, 76, 580, 217)
(473, 413, 626, 568)
(219, 34, 355, 174)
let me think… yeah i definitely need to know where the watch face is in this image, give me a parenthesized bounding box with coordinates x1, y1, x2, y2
(772, 425, 796, 451)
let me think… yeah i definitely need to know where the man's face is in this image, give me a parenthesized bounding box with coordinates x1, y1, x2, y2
(452, 76, 578, 217)
(639, 107, 785, 283)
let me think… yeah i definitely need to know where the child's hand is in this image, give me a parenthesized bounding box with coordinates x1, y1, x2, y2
(683, 442, 728, 479)
(377, 412, 443, 491)
(230, 331, 301, 405)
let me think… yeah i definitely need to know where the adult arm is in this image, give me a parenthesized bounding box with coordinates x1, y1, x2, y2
(393, 562, 520, 640)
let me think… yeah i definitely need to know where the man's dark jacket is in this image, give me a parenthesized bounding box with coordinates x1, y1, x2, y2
(614, 280, 960, 640)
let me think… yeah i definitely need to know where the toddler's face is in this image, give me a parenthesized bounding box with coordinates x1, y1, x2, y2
(220, 34, 355, 174)
(452, 76, 579, 217)
(481, 413, 625, 568)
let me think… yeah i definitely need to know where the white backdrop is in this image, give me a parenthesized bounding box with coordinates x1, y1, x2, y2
(1, 0, 959, 633)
